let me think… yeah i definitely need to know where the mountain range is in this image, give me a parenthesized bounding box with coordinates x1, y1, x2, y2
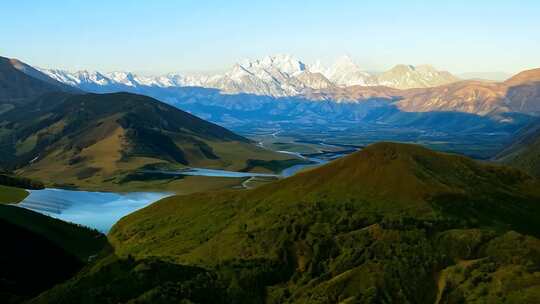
(41, 54, 460, 96)
(41, 65, 540, 117)
(38, 55, 540, 125)
(8, 55, 540, 163)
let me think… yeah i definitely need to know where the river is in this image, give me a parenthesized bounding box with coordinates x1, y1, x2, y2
(152, 143, 356, 178)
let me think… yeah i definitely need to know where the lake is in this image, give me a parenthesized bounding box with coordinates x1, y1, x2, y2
(17, 189, 169, 232)
(15, 146, 356, 232)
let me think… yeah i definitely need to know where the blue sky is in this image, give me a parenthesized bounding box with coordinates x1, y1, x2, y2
(1, 0, 539, 74)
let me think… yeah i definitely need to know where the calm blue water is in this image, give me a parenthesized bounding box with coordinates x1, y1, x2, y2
(17, 189, 169, 232)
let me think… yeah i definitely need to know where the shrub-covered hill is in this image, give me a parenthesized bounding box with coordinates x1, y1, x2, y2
(34, 143, 540, 303)
(0, 92, 294, 190)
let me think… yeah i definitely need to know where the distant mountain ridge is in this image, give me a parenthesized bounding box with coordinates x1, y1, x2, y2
(396, 68, 540, 115)
(40, 60, 540, 118)
(30, 56, 540, 154)
(41, 54, 460, 96)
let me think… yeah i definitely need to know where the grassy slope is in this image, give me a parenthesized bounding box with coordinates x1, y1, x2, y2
(109, 143, 540, 258)
(0, 174, 45, 203)
(30, 142, 539, 303)
(0, 185, 28, 204)
(106, 175, 247, 193)
(0, 92, 296, 191)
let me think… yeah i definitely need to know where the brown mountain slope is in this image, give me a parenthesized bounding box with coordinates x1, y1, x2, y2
(396, 80, 508, 115)
(307, 67, 540, 116)
(504, 68, 540, 86)
(503, 68, 540, 113)
(396, 68, 540, 115)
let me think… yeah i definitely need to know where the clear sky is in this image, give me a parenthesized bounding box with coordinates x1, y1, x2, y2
(1, 0, 539, 75)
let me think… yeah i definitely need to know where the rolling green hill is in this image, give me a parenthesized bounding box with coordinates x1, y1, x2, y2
(0, 173, 43, 204)
(0, 185, 28, 204)
(0, 91, 296, 190)
(496, 119, 540, 177)
(32, 143, 540, 303)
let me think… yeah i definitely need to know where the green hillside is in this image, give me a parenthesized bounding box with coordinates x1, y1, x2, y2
(0, 173, 45, 204)
(0, 185, 28, 204)
(0, 92, 297, 191)
(33, 143, 540, 303)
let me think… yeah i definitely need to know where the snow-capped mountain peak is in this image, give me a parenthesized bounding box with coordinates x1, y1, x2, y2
(108, 71, 138, 86)
(377, 64, 459, 89)
(309, 60, 327, 74)
(325, 55, 373, 87)
(238, 54, 307, 76)
(39, 54, 460, 97)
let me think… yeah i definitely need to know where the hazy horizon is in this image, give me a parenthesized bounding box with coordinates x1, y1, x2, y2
(2, 0, 539, 75)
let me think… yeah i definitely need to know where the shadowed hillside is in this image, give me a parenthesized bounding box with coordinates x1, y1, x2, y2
(0, 56, 77, 113)
(0, 203, 107, 303)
